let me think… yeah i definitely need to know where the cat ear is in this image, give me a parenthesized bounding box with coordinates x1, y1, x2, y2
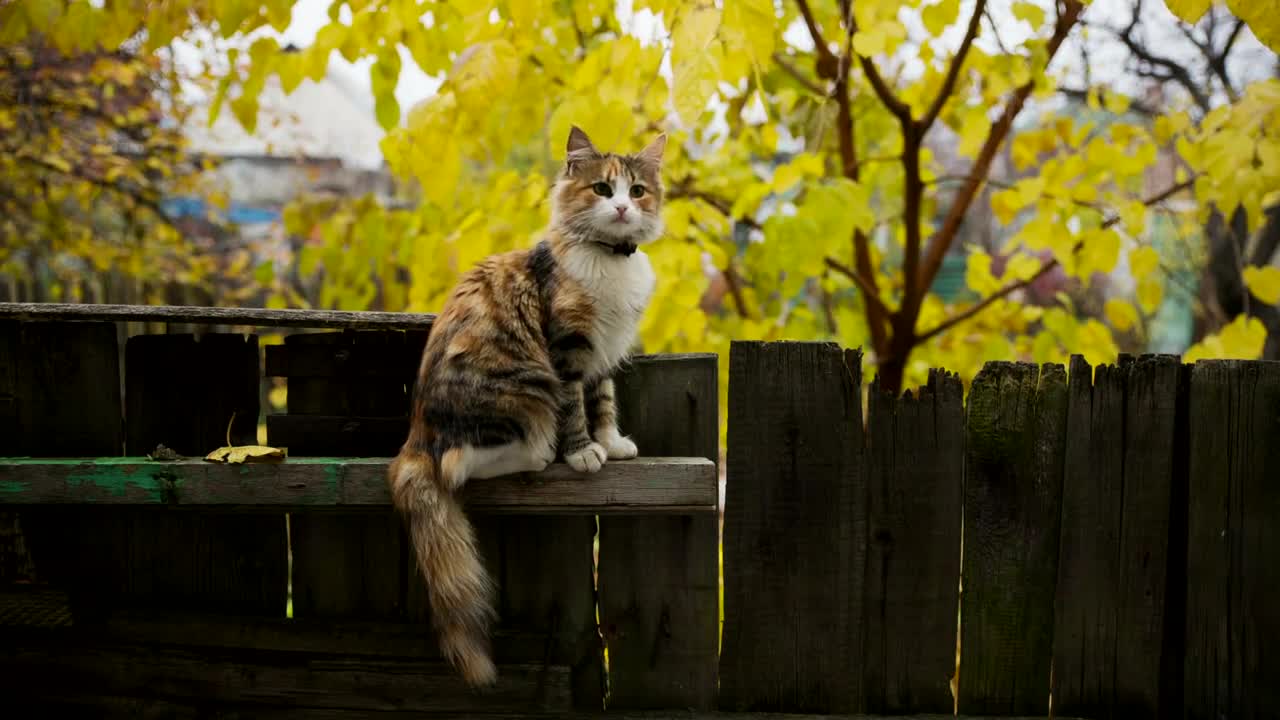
(635, 132, 667, 167)
(566, 126, 599, 157)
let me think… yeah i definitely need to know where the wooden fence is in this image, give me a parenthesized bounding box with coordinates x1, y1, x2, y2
(0, 303, 1278, 719)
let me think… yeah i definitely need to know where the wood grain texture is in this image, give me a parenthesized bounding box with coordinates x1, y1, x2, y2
(118, 332, 285, 615)
(265, 343, 419, 378)
(0, 637, 571, 714)
(599, 353, 720, 710)
(278, 330, 411, 622)
(0, 301, 436, 331)
(264, 416, 408, 457)
(0, 321, 123, 621)
(957, 361, 1067, 716)
(125, 333, 260, 456)
(862, 369, 964, 713)
(0, 457, 717, 512)
(1184, 360, 1280, 720)
(1053, 355, 1184, 719)
(719, 341, 864, 713)
(1054, 356, 1125, 715)
(4, 320, 122, 456)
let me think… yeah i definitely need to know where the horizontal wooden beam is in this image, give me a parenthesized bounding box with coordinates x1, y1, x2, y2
(0, 302, 436, 330)
(0, 456, 717, 514)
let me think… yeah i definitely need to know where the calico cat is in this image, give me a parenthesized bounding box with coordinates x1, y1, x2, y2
(388, 126, 666, 686)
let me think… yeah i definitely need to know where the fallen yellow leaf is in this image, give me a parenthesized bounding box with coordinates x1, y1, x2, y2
(203, 410, 287, 463)
(205, 445, 287, 464)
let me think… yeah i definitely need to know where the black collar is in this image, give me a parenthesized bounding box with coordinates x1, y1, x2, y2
(594, 241, 637, 257)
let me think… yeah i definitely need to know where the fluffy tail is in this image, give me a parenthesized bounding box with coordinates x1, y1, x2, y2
(389, 450, 498, 686)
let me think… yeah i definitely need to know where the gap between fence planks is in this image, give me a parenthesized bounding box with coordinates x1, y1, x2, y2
(0, 457, 717, 513)
(0, 302, 436, 330)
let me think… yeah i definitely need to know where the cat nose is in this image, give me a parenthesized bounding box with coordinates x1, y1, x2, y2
(614, 205, 628, 218)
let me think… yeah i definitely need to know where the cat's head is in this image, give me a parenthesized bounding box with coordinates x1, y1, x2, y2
(551, 126, 667, 251)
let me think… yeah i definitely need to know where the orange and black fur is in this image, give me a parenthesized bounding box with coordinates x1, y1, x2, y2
(388, 126, 666, 686)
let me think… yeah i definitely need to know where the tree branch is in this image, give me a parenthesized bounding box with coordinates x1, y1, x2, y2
(772, 51, 827, 97)
(793, 0, 836, 65)
(920, 0, 986, 132)
(913, 177, 1196, 345)
(824, 255, 892, 319)
(793, 0, 890, 354)
(915, 0, 1084, 308)
(1113, 0, 1211, 111)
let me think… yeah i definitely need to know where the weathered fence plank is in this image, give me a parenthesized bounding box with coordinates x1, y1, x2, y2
(599, 353, 719, 710)
(957, 361, 1067, 715)
(720, 341, 864, 712)
(0, 637, 571, 713)
(0, 321, 122, 616)
(0, 457, 717, 511)
(119, 332, 285, 616)
(863, 369, 964, 713)
(1053, 355, 1185, 718)
(0, 301, 437, 331)
(278, 331, 406, 621)
(1185, 360, 1280, 719)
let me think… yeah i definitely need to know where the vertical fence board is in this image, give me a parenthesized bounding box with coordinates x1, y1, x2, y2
(720, 341, 864, 712)
(118, 333, 284, 615)
(1054, 357, 1125, 714)
(863, 369, 964, 713)
(957, 361, 1066, 715)
(598, 353, 719, 710)
(1054, 355, 1183, 718)
(1115, 356, 1183, 715)
(281, 331, 405, 621)
(2, 321, 121, 613)
(1185, 360, 1280, 719)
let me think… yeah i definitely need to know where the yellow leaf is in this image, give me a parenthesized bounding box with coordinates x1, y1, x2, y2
(205, 445, 288, 464)
(1187, 315, 1268, 363)
(922, 0, 959, 37)
(672, 3, 722, 65)
(449, 40, 520, 109)
(1243, 265, 1280, 305)
(1012, 1, 1045, 28)
(957, 106, 988, 159)
(1076, 228, 1121, 278)
(1164, 0, 1212, 25)
(1104, 90, 1131, 115)
(965, 250, 1001, 295)
(1005, 253, 1041, 281)
(673, 51, 720, 124)
(1130, 246, 1159, 279)
(852, 21, 904, 57)
(722, 0, 775, 76)
(1105, 298, 1139, 332)
(1077, 319, 1119, 367)
(1137, 275, 1164, 314)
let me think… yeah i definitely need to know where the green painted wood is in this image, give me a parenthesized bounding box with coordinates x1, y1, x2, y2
(0, 457, 718, 512)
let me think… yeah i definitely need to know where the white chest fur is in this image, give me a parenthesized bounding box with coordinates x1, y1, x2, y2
(559, 246, 657, 377)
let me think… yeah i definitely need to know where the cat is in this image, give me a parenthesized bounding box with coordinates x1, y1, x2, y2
(387, 126, 667, 687)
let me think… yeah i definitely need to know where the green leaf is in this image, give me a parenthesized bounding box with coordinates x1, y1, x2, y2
(254, 260, 275, 284)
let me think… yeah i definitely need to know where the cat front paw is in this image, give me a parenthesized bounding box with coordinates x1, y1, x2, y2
(597, 428, 638, 460)
(565, 442, 607, 473)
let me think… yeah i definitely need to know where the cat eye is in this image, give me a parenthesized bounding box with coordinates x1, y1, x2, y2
(629, 184, 646, 198)
(591, 182, 613, 198)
